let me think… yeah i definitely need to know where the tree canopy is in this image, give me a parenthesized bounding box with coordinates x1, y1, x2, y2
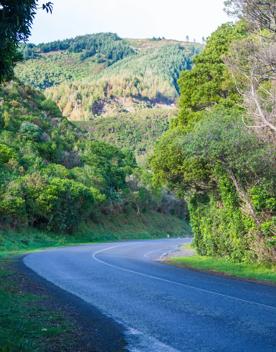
(151, 21, 276, 263)
(0, 1, 53, 82)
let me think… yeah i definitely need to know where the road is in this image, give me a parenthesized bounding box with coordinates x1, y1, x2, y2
(23, 239, 276, 352)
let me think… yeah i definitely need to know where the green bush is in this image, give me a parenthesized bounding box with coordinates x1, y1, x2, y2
(0, 144, 16, 164)
(34, 178, 95, 232)
(19, 121, 43, 141)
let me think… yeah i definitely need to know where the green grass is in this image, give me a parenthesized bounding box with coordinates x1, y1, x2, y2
(0, 210, 191, 258)
(0, 260, 78, 352)
(169, 254, 276, 284)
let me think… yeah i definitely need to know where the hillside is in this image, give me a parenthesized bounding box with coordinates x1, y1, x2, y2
(16, 34, 201, 119)
(15, 34, 201, 160)
(0, 81, 188, 235)
(76, 108, 176, 164)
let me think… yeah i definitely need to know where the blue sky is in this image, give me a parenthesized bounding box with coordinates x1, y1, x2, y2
(30, 0, 230, 43)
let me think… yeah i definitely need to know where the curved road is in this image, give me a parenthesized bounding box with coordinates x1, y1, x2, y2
(24, 239, 276, 352)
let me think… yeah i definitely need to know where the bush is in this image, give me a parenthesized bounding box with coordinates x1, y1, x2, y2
(0, 144, 16, 164)
(19, 121, 43, 142)
(34, 178, 95, 232)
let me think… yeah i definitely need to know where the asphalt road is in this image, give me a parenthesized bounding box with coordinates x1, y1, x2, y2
(24, 239, 276, 352)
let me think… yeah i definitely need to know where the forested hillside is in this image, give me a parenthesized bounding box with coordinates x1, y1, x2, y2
(151, 7, 276, 264)
(16, 34, 200, 111)
(0, 81, 187, 235)
(15, 34, 201, 160)
(76, 108, 176, 164)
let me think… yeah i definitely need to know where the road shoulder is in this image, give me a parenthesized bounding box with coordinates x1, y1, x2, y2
(164, 244, 276, 286)
(0, 256, 127, 352)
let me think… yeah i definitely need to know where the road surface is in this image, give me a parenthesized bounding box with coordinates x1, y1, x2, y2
(24, 239, 276, 352)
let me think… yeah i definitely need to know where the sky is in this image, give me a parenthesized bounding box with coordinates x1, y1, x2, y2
(30, 0, 230, 44)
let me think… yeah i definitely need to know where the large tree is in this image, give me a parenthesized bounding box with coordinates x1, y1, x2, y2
(151, 22, 276, 262)
(224, 0, 276, 33)
(224, 0, 276, 138)
(0, 1, 53, 81)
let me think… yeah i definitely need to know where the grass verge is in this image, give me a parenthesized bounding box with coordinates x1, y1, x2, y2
(0, 210, 191, 258)
(0, 260, 91, 351)
(0, 210, 190, 350)
(169, 254, 276, 284)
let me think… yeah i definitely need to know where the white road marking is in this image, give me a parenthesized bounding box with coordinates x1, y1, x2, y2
(92, 244, 276, 312)
(143, 248, 169, 258)
(126, 327, 180, 352)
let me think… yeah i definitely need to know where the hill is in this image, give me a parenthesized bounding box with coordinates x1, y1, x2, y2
(15, 34, 202, 161)
(16, 34, 201, 119)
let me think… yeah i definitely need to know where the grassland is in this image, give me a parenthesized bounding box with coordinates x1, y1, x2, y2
(169, 249, 276, 284)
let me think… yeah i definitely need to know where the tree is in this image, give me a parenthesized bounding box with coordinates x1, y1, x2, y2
(0, 1, 53, 82)
(151, 21, 276, 262)
(224, 0, 276, 33)
(226, 36, 276, 137)
(224, 1, 276, 138)
(177, 22, 247, 126)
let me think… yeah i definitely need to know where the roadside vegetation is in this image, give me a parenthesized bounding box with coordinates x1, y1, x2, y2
(151, 2, 276, 266)
(0, 260, 73, 351)
(0, 210, 191, 259)
(167, 244, 276, 284)
(169, 255, 276, 284)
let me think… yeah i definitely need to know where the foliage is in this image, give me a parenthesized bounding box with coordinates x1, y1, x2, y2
(0, 1, 52, 82)
(26, 32, 135, 63)
(177, 22, 247, 126)
(0, 81, 186, 233)
(76, 108, 176, 164)
(151, 22, 276, 263)
(0, 81, 137, 232)
(224, 0, 276, 33)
